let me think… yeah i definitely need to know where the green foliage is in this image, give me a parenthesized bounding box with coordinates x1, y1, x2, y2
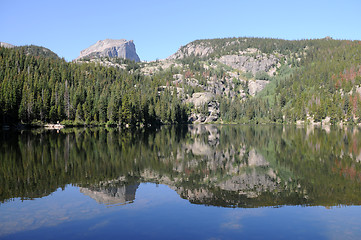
(243, 71, 254, 79)
(255, 71, 270, 80)
(216, 38, 361, 124)
(272, 40, 361, 123)
(0, 46, 188, 126)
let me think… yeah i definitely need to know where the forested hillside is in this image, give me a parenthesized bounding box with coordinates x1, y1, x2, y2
(271, 40, 361, 123)
(164, 37, 361, 124)
(0, 47, 187, 126)
(17, 45, 60, 60)
(1, 37, 361, 127)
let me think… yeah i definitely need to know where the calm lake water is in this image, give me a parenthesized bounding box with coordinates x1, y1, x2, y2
(1, 125, 361, 239)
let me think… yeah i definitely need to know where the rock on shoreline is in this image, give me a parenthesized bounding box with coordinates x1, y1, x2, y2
(44, 123, 65, 130)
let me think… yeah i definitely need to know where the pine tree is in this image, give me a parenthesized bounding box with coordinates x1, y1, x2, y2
(120, 95, 131, 125)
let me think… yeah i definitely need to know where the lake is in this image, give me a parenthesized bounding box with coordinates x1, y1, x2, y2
(1, 125, 361, 239)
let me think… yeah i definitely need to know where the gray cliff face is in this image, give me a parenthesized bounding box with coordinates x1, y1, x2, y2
(76, 39, 140, 62)
(167, 42, 278, 76)
(218, 54, 278, 75)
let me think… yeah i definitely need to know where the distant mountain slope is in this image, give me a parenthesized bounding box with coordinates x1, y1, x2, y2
(76, 39, 140, 62)
(167, 37, 309, 60)
(19, 45, 60, 60)
(0, 42, 15, 48)
(1, 42, 60, 59)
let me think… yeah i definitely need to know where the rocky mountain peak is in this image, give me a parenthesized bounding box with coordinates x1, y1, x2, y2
(76, 39, 140, 62)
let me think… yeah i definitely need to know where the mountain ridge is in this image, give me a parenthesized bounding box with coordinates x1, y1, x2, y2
(0, 42, 59, 59)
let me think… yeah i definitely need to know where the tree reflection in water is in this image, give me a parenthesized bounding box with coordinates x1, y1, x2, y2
(1, 125, 361, 207)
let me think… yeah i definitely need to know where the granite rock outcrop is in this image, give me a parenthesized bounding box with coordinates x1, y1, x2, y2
(76, 39, 140, 62)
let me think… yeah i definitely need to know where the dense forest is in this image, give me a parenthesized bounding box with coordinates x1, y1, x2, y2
(256, 38, 361, 124)
(1, 37, 361, 126)
(0, 46, 188, 126)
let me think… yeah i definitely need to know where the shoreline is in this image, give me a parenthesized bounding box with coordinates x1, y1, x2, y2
(2, 121, 361, 131)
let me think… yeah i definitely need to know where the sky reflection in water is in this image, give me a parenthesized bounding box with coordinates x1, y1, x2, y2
(2, 184, 361, 240)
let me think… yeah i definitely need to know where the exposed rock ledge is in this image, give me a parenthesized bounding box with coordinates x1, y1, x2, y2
(218, 53, 278, 75)
(248, 80, 269, 96)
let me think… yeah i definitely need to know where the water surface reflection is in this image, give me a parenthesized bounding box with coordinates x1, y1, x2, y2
(2, 125, 361, 239)
(2, 125, 361, 208)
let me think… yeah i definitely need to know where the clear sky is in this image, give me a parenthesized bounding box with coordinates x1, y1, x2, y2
(1, 0, 360, 61)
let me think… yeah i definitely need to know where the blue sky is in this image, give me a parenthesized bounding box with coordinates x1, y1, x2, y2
(1, 0, 360, 61)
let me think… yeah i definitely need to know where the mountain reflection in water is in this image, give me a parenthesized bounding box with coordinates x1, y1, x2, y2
(1, 125, 361, 208)
(79, 183, 139, 207)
